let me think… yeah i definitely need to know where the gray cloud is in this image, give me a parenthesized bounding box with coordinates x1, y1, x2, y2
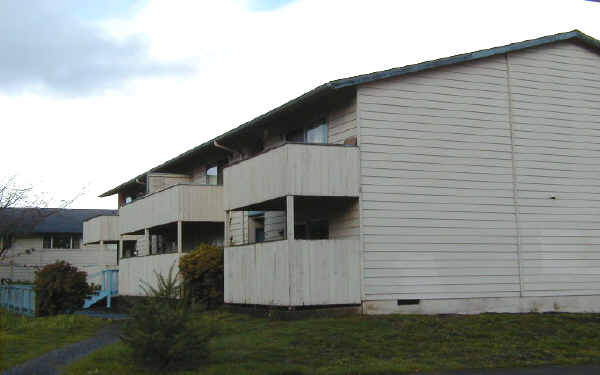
(0, 1, 193, 95)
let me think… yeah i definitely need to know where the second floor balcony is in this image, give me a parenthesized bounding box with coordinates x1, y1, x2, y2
(83, 215, 119, 245)
(119, 184, 224, 235)
(224, 143, 360, 211)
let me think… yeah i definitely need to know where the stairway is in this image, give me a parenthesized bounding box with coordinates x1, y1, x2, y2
(83, 269, 119, 309)
(83, 290, 110, 309)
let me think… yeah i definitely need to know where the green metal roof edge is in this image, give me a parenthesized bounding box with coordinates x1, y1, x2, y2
(328, 30, 599, 89)
(100, 29, 599, 198)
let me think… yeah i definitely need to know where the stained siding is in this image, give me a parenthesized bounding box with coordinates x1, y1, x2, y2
(508, 42, 600, 297)
(358, 55, 522, 300)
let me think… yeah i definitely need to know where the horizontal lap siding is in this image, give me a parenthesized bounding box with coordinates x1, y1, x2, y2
(359, 55, 521, 300)
(509, 42, 600, 297)
(328, 97, 357, 144)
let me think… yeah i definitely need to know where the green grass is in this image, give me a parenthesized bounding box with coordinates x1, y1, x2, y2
(0, 309, 112, 370)
(62, 311, 600, 375)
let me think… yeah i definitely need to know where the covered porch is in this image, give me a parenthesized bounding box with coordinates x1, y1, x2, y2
(224, 195, 361, 307)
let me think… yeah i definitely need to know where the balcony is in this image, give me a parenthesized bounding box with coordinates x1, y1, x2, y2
(224, 143, 359, 210)
(83, 215, 119, 245)
(119, 184, 224, 235)
(224, 238, 361, 306)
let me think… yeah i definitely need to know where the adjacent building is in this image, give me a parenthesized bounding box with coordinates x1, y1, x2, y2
(100, 30, 600, 314)
(0, 208, 118, 285)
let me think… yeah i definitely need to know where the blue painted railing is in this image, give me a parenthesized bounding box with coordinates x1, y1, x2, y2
(83, 269, 119, 309)
(0, 284, 36, 316)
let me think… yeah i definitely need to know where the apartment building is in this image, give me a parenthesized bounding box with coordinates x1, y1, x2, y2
(100, 30, 600, 314)
(0, 208, 117, 284)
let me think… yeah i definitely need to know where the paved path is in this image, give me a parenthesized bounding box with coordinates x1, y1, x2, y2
(417, 364, 600, 375)
(1, 322, 122, 375)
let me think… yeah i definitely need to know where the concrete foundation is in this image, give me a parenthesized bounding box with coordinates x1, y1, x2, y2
(363, 295, 600, 315)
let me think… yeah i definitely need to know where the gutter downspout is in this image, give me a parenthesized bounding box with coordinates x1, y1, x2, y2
(214, 140, 237, 154)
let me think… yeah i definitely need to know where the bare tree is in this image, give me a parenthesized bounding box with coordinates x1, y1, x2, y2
(0, 176, 81, 258)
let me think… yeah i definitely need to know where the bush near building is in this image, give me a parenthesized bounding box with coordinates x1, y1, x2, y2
(34, 261, 90, 316)
(179, 244, 224, 308)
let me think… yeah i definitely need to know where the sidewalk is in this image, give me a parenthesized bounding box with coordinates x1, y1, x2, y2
(1, 322, 122, 375)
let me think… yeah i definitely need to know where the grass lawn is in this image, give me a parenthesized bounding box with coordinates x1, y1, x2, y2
(63, 311, 600, 375)
(0, 308, 112, 371)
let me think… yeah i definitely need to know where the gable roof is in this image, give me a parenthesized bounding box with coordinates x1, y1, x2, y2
(100, 29, 600, 198)
(0, 208, 117, 235)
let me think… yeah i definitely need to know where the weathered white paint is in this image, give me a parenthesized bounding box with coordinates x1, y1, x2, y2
(358, 54, 519, 301)
(147, 173, 191, 193)
(119, 184, 224, 234)
(224, 144, 360, 210)
(118, 253, 180, 296)
(83, 215, 119, 244)
(357, 40, 600, 305)
(225, 238, 361, 306)
(508, 42, 600, 298)
(364, 295, 600, 315)
(0, 242, 117, 284)
(328, 97, 357, 144)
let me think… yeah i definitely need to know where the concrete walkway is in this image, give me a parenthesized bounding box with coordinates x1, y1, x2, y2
(1, 322, 122, 375)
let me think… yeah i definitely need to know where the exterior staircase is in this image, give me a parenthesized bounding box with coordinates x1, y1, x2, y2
(83, 269, 118, 309)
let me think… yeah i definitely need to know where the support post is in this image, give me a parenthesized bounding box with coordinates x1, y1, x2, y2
(144, 229, 150, 256)
(286, 195, 294, 241)
(177, 221, 183, 254)
(119, 238, 124, 258)
(224, 210, 230, 246)
(100, 240, 105, 251)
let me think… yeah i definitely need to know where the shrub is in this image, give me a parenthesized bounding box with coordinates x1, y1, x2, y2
(34, 261, 90, 316)
(179, 244, 224, 308)
(121, 265, 214, 370)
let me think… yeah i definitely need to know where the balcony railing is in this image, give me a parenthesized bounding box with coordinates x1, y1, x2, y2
(224, 143, 360, 210)
(224, 238, 361, 306)
(83, 215, 119, 244)
(119, 184, 224, 234)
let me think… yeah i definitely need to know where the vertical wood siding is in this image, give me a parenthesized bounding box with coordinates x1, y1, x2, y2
(508, 42, 600, 297)
(224, 239, 361, 305)
(358, 55, 521, 300)
(119, 253, 180, 296)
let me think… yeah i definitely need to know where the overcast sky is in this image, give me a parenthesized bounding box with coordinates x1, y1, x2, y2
(2, 0, 600, 209)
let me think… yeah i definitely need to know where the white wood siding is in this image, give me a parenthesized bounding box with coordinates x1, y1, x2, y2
(83, 215, 119, 244)
(264, 211, 286, 241)
(119, 253, 180, 296)
(358, 41, 600, 302)
(147, 173, 191, 193)
(225, 238, 361, 305)
(224, 144, 360, 210)
(0, 240, 117, 284)
(508, 42, 600, 297)
(229, 211, 248, 245)
(119, 184, 224, 234)
(328, 97, 357, 144)
(358, 55, 521, 300)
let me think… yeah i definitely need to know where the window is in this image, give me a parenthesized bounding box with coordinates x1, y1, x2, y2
(286, 121, 328, 144)
(42, 235, 81, 249)
(206, 166, 219, 185)
(52, 235, 71, 249)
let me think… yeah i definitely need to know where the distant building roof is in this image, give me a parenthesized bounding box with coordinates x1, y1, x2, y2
(0, 208, 117, 235)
